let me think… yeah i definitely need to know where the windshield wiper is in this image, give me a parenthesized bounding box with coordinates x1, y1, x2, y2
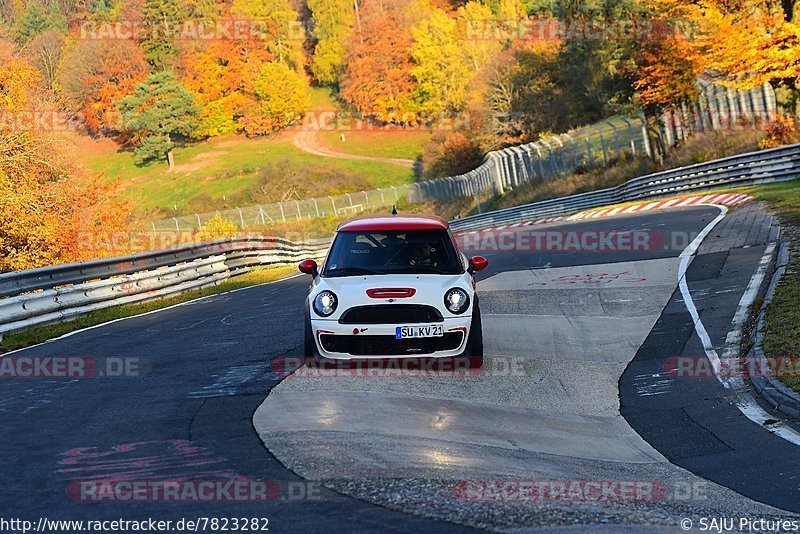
(325, 267, 380, 276)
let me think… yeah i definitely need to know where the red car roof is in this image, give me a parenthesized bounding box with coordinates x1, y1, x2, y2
(337, 215, 449, 232)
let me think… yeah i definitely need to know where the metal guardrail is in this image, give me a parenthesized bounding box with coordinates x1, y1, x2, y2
(0, 238, 330, 336)
(450, 143, 800, 232)
(1, 142, 798, 338)
(151, 80, 775, 231)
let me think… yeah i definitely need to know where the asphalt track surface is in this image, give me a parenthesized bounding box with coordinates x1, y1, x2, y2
(1, 204, 798, 532)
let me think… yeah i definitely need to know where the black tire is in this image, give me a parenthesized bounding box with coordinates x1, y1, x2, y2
(465, 300, 484, 368)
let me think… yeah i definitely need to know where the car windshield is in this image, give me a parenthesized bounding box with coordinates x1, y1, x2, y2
(323, 229, 463, 276)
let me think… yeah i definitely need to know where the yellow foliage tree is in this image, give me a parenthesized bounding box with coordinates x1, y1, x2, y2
(0, 42, 131, 273)
(195, 214, 239, 242)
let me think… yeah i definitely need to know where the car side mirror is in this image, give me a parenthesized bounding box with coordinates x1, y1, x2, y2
(299, 259, 318, 277)
(469, 256, 488, 273)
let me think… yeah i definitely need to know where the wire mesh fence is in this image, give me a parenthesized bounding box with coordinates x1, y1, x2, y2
(150, 81, 775, 232)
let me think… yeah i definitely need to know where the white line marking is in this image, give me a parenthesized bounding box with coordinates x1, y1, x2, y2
(677, 205, 800, 446)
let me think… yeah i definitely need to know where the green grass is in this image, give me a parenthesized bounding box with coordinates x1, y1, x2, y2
(80, 135, 414, 217)
(0, 265, 298, 354)
(317, 129, 431, 160)
(308, 85, 341, 110)
(750, 180, 800, 393)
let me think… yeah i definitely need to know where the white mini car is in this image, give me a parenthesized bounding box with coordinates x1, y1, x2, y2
(298, 215, 488, 368)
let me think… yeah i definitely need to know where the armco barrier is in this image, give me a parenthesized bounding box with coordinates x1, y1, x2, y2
(1, 143, 799, 337)
(0, 237, 330, 336)
(450, 143, 800, 232)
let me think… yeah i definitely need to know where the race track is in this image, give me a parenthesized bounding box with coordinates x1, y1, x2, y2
(2, 202, 799, 532)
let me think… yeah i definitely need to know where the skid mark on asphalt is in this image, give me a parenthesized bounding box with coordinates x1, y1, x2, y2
(0, 379, 79, 413)
(188, 365, 269, 398)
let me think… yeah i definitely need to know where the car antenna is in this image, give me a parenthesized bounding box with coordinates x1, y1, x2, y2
(391, 205, 398, 215)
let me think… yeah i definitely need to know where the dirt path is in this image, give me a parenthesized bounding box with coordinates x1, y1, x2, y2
(292, 128, 416, 169)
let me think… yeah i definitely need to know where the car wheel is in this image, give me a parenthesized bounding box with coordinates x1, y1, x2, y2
(465, 300, 484, 369)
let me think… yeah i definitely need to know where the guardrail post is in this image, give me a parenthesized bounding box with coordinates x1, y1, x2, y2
(726, 87, 739, 127)
(591, 125, 608, 166)
(488, 152, 505, 195)
(639, 115, 652, 159)
(564, 134, 578, 168)
(530, 142, 545, 176)
(620, 117, 635, 155)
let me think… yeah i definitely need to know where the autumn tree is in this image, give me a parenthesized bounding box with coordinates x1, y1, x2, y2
(341, 0, 424, 121)
(118, 71, 200, 168)
(457, 1, 501, 73)
(231, 0, 305, 72)
(307, 0, 354, 84)
(179, 32, 274, 137)
(0, 43, 130, 272)
(141, 0, 187, 70)
(633, 32, 701, 111)
(13, 0, 67, 44)
(25, 28, 64, 91)
(240, 61, 310, 136)
(57, 38, 150, 133)
(411, 8, 470, 113)
(642, 0, 800, 111)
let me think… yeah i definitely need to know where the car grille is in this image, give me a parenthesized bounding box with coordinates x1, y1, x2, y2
(319, 332, 463, 356)
(339, 305, 443, 325)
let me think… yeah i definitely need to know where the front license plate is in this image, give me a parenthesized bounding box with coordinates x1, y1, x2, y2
(396, 324, 444, 339)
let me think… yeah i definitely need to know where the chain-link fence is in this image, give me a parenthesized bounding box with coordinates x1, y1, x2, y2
(150, 82, 775, 232)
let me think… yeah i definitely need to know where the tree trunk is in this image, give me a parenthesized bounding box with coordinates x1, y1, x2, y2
(167, 148, 175, 170)
(354, 0, 363, 44)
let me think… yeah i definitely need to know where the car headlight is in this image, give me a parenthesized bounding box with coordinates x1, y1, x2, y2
(444, 288, 470, 314)
(313, 290, 338, 317)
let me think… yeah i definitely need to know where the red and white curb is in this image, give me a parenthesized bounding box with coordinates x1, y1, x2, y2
(570, 193, 754, 221)
(455, 193, 754, 236)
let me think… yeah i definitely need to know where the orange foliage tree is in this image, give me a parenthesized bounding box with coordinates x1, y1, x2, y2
(340, 0, 421, 122)
(0, 43, 131, 272)
(640, 0, 800, 105)
(179, 26, 275, 137)
(57, 38, 150, 133)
